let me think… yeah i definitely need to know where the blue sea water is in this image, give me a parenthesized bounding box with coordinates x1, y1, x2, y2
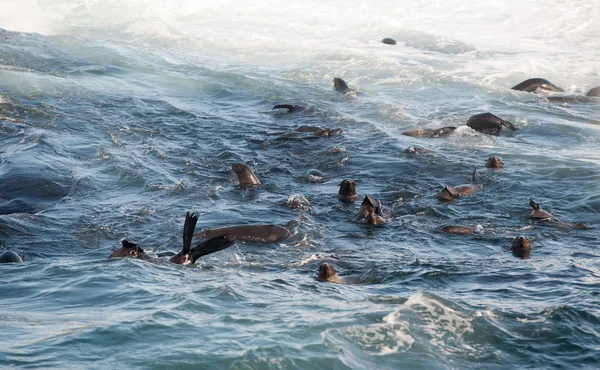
(1, 0, 599, 368)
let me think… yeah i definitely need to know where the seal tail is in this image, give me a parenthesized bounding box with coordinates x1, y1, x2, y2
(183, 212, 199, 255)
(529, 199, 540, 210)
(190, 236, 236, 263)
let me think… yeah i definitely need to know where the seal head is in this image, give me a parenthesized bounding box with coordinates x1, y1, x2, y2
(511, 236, 532, 259)
(318, 263, 340, 283)
(232, 163, 261, 185)
(338, 179, 359, 202)
(586, 86, 600, 97)
(511, 78, 564, 93)
(486, 156, 504, 169)
(333, 77, 350, 92)
(109, 240, 145, 259)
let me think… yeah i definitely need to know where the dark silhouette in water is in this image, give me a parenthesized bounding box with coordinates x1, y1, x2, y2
(232, 163, 261, 185)
(333, 77, 350, 92)
(381, 38, 397, 45)
(338, 179, 359, 202)
(0, 250, 23, 263)
(317, 263, 361, 284)
(108, 212, 235, 264)
(511, 78, 564, 93)
(438, 169, 483, 200)
(467, 113, 518, 135)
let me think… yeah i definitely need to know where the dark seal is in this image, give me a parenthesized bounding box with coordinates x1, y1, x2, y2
(511, 78, 564, 93)
(194, 224, 291, 243)
(381, 38, 397, 45)
(317, 263, 361, 284)
(586, 86, 600, 97)
(358, 195, 387, 224)
(232, 163, 261, 185)
(438, 169, 483, 200)
(333, 77, 350, 92)
(402, 127, 456, 138)
(338, 179, 359, 202)
(486, 156, 504, 169)
(511, 236, 532, 259)
(467, 113, 518, 135)
(0, 250, 23, 263)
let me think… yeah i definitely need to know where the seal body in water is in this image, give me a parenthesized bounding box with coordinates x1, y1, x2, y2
(441, 225, 481, 235)
(381, 38, 397, 45)
(486, 156, 504, 169)
(402, 127, 456, 138)
(586, 86, 600, 96)
(232, 163, 261, 185)
(333, 77, 350, 92)
(272, 104, 306, 113)
(317, 263, 361, 284)
(194, 224, 291, 243)
(438, 169, 483, 200)
(0, 250, 23, 263)
(296, 125, 342, 137)
(511, 236, 532, 259)
(467, 113, 518, 135)
(527, 199, 587, 229)
(109, 212, 235, 264)
(511, 78, 564, 93)
(358, 195, 387, 224)
(338, 179, 359, 202)
(405, 146, 433, 155)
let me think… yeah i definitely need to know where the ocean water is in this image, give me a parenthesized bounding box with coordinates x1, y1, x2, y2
(1, 0, 599, 368)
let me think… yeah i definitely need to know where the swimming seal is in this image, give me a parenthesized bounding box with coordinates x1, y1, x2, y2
(317, 263, 361, 284)
(170, 212, 236, 265)
(306, 169, 325, 182)
(486, 156, 504, 169)
(272, 104, 305, 112)
(381, 38, 397, 45)
(338, 179, 359, 202)
(108, 212, 235, 264)
(401, 127, 456, 138)
(441, 225, 477, 235)
(287, 194, 310, 211)
(357, 195, 387, 224)
(466, 113, 518, 135)
(586, 86, 600, 97)
(405, 146, 433, 155)
(0, 250, 23, 263)
(108, 240, 146, 259)
(333, 77, 350, 92)
(296, 125, 343, 137)
(438, 169, 483, 200)
(528, 199, 556, 220)
(511, 78, 564, 93)
(232, 163, 261, 185)
(194, 224, 292, 243)
(511, 236, 532, 259)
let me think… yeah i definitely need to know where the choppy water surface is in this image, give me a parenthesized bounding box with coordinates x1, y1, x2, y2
(1, 0, 599, 368)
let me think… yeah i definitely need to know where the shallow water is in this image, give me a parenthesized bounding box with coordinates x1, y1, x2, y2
(1, 0, 599, 369)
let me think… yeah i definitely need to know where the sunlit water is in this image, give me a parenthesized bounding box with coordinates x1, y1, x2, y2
(1, 0, 599, 368)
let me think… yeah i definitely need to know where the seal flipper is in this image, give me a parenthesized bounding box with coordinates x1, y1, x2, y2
(190, 236, 236, 263)
(183, 212, 199, 255)
(471, 168, 479, 183)
(529, 199, 540, 210)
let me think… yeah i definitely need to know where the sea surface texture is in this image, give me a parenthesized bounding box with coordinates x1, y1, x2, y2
(1, 0, 599, 369)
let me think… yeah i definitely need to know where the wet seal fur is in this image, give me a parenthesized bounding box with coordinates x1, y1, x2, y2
(194, 224, 291, 243)
(381, 38, 397, 45)
(466, 113, 518, 135)
(232, 163, 261, 185)
(528, 199, 587, 230)
(402, 127, 456, 138)
(358, 195, 387, 224)
(317, 263, 361, 284)
(405, 146, 433, 155)
(441, 225, 479, 235)
(511, 236, 532, 259)
(0, 250, 23, 263)
(511, 78, 564, 93)
(333, 77, 351, 92)
(486, 156, 504, 169)
(438, 169, 483, 200)
(338, 179, 359, 202)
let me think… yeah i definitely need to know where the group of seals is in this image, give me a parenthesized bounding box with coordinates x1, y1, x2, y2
(401, 112, 517, 138)
(109, 212, 236, 265)
(512, 77, 600, 103)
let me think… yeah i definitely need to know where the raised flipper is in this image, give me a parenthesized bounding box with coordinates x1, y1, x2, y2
(182, 212, 199, 255)
(529, 199, 540, 210)
(190, 236, 236, 263)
